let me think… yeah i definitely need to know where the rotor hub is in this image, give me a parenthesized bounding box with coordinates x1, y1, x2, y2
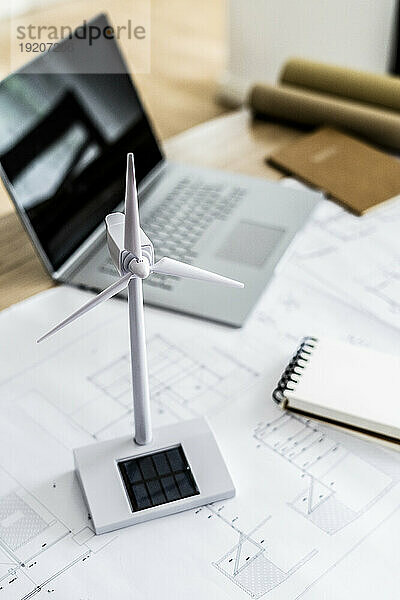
(121, 251, 150, 279)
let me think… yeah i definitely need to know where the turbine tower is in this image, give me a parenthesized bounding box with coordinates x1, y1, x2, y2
(38, 153, 243, 534)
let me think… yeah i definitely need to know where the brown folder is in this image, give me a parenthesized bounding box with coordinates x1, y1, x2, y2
(268, 127, 400, 215)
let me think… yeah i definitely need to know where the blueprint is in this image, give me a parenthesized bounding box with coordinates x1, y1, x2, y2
(0, 181, 400, 598)
(287, 191, 400, 330)
(0, 267, 400, 599)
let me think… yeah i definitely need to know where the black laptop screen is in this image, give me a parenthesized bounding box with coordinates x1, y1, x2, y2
(0, 19, 163, 271)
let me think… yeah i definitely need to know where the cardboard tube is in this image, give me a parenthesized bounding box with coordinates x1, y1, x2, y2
(281, 57, 400, 112)
(249, 83, 400, 150)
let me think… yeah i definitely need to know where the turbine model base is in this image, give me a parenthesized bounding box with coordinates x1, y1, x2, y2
(74, 417, 235, 534)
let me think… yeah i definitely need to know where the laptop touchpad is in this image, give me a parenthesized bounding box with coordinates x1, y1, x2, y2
(216, 220, 285, 267)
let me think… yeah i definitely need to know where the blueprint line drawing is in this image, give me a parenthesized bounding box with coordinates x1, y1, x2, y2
(284, 195, 400, 329)
(19, 336, 258, 448)
(1, 281, 400, 598)
(0, 326, 261, 598)
(208, 506, 317, 598)
(86, 334, 259, 438)
(0, 465, 115, 599)
(254, 414, 400, 535)
(365, 269, 400, 315)
(294, 503, 400, 599)
(311, 208, 375, 242)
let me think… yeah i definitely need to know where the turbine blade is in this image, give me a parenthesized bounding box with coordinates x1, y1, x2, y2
(37, 273, 132, 343)
(151, 257, 244, 288)
(124, 153, 142, 259)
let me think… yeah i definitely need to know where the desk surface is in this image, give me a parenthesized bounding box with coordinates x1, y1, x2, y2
(0, 110, 301, 311)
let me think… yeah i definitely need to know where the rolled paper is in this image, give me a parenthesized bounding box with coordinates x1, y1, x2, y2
(280, 57, 400, 113)
(248, 83, 400, 150)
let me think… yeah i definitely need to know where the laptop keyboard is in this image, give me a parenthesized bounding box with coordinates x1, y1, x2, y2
(100, 176, 246, 290)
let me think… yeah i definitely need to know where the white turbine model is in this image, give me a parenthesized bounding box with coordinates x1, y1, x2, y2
(38, 153, 243, 534)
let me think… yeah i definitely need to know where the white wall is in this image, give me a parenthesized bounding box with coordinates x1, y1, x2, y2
(0, 0, 62, 20)
(219, 0, 398, 106)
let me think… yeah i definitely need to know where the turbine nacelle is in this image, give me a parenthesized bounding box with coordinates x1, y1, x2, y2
(105, 212, 154, 276)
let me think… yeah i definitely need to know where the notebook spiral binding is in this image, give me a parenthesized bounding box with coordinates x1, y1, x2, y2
(272, 336, 318, 406)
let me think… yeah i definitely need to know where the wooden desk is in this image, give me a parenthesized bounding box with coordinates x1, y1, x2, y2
(0, 110, 301, 310)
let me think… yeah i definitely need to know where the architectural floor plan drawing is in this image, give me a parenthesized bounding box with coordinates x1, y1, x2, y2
(365, 268, 400, 316)
(0, 291, 270, 599)
(86, 333, 259, 439)
(254, 414, 400, 535)
(289, 195, 400, 329)
(0, 465, 115, 599)
(210, 508, 317, 599)
(245, 259, 400, 366)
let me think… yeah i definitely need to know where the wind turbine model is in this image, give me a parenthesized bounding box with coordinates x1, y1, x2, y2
(39, 153, 243, 534)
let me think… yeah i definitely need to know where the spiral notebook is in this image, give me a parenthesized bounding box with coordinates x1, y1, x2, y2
(273, 337, 400, 441)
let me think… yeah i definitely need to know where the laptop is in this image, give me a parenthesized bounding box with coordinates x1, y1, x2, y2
(0, 14, 318, 326)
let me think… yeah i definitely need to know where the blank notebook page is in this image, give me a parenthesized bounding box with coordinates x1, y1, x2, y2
(285, 338, 400, 436)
